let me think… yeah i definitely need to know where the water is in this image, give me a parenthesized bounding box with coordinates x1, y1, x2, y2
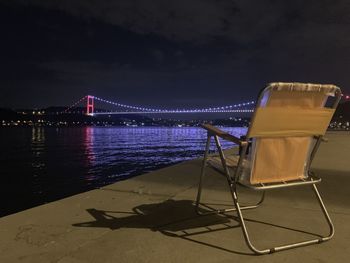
(0, 126, 246, 217)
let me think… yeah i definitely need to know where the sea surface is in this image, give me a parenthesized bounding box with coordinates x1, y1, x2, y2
(0, 126, 246, 217)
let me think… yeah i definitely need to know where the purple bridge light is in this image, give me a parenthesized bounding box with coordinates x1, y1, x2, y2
(63, 95, 255, 115)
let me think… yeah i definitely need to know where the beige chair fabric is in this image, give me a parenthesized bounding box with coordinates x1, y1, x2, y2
(249, 86, 334, 184)
(248, 107, 335, 137)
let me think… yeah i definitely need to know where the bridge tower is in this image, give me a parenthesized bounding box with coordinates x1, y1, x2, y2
(86, 95, 94, 115)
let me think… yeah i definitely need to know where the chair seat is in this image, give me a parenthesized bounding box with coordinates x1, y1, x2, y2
(207, 154, 320, 190)
(208, 155, 240, 169)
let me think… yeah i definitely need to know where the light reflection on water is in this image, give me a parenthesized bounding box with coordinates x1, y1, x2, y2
(82, 127, 246, 182)
(0, 126, 246, 216)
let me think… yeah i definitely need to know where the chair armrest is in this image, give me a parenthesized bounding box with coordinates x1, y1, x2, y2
(201, 124, 247, 146)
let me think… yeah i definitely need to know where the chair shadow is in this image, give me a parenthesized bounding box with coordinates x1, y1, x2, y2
(72, 199, 322, 255)
(73, 200, 235, 233)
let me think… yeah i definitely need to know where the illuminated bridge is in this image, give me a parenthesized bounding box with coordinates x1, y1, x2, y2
(63, 95, 255, 115)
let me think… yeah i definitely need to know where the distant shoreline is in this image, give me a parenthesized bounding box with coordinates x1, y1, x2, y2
(0, 125, 348, 133)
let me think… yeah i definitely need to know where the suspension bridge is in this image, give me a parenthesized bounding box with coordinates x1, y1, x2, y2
(63, 95, 255, 116)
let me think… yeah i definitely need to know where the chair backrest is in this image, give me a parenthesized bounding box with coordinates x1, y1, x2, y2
(245, 82, 341, 184)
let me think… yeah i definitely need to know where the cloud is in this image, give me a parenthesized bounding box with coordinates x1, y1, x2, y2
(6, 0, 347, 45)
(38, 59, 260, 106)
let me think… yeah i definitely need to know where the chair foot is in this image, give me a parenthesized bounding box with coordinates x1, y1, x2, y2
(231, 185, 334, 255)
(195, 191, 265, 216)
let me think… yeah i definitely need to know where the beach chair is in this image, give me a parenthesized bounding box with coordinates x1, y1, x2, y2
(196, 82, 341, 254)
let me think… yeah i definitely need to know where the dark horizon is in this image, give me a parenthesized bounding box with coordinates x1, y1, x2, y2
(1, 0, 350, 109)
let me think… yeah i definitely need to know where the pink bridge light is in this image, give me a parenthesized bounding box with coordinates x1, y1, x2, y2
(86, 95, 94, 115)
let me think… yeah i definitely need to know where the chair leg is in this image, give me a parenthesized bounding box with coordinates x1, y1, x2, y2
(195, 135, 265, 215)
(230, 183, 335, 255)
(195, 135, 211, 213)
(311, 184, 335, 241)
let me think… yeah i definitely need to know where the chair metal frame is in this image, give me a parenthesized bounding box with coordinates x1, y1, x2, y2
(195, 83, 342, 254)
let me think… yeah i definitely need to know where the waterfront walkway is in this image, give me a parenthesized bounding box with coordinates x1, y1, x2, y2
(1, 132, 350, 262)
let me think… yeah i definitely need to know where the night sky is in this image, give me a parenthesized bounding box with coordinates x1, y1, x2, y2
(1, 0, 349, 109)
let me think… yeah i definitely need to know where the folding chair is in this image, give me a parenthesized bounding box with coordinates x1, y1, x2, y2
(195, 82, 342, 254)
